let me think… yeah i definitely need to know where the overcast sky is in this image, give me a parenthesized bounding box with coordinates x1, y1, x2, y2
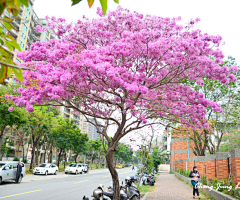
(34, 0, 240, 64)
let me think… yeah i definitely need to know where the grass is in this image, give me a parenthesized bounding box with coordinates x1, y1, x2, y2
(137, 176, 157, 193)
(137, 185, 155, 193)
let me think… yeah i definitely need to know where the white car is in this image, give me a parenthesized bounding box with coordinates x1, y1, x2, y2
(33, 163, 58, 175)
(65, 163, 84, 175)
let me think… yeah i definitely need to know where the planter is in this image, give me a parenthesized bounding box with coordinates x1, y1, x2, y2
(175, 172, 236, 200)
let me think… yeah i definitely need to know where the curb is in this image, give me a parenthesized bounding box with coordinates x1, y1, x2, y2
(142, 192, 149, 200)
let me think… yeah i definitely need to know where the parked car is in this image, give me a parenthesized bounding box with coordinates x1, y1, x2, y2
(0, 161, 26, 184)
(33, 163, 58, 175)
(82, 164, 89, 173)
(65, 163, 84, 174)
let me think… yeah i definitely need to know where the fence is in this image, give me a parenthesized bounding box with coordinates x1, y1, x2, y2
(171, 149, 240, 186)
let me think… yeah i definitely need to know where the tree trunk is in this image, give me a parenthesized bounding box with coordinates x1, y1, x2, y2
(35, 140, 39, 166)
(0, 126, 6, 161)
(106, 150, 120, 200)
(30, 142, 36, 169)
(49, 142, 53, 163)
(22, 142, 25, 162)
(74, 153, 78, 163)
(57, 149, 62, 167)
(64, 153, 66, 169)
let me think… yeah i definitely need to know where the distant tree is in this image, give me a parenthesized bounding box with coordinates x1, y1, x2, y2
(50, 118, 84, 167)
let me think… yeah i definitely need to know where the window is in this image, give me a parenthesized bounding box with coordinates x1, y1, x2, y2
(22, 24, 27, 33)
(24, 15, 29, 25)
(46, 31, 49, 37)
(29, 3, 32, 10)
(25, 8, 30, 17)
(20, 32, 26, 41)
(12, 163, 18, 168)
(45, 38, 48, 42)
(19, 40, 24, 50)
(15, 59, 21, 63)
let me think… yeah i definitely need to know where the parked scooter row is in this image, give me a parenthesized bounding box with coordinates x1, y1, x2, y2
(131, 173, 155, 186)
(141, 173, 155, 186)
(83, 176, 140, 200)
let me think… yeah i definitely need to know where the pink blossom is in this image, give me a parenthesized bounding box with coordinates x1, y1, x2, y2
(36, 25, 42, 32)
(8, 106, 14, 112)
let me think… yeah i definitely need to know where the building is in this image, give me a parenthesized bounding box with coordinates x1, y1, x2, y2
(1, 0, 56, 67)
(82, 117, 102, 140)
(59, 103, 85, 131)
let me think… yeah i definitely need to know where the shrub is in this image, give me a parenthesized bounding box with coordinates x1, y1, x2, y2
(69, 161, 73, 164)
(13, 157, 20, 161)
(23, 158, 28, 163)
(26, 169, 33, 174)
(184, 170, 189, 177)
(175, 168, 179, 173)
(202, 174, 207, 185)
(169, 171, 173, 174)
(180, 169, 184, 175)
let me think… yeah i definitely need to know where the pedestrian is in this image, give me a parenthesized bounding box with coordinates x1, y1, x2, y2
(189, 166, 200, 199)
(16, 161, 24, 183)
(132, 165, 134, 170)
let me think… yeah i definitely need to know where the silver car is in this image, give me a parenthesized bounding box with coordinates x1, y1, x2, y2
(0, 161, 25, 184)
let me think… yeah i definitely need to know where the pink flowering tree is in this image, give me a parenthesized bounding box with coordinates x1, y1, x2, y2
(9, 7, 238, 198)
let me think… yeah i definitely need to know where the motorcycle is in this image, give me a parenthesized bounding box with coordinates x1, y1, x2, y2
(142, 173, 155, 186)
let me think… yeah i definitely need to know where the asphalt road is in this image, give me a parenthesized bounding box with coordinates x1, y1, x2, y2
(0, 167, 136, 199)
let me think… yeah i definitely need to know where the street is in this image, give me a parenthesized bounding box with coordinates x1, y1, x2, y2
(0, 168, 135, 199)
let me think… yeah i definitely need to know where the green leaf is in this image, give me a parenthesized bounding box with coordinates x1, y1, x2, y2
(2, 21, 14, 31)
(20, 0, 29, 7)
(2, 16, 14, 23)
(113, 0, 119, 3)
(87, 0, 94, 8)
(0, 65, 7, 83)
(5, 41, 13, 51)
(0, 47, 11, 58)
(99, 0, 108, 15)
(12, 67, 23, 82)
(7, 67, 11, 77)
(7, 40, 22, 52)
(71, 0, 83, 6)
(0, 39, 4, 46)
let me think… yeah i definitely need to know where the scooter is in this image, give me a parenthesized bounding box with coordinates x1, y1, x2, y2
(142, 174, 155, 186)
(105, 177, 140, 200)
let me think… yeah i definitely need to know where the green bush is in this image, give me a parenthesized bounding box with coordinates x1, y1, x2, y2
(184, 170, 189, 177)
(202, 174, 207, 185)
(169, 171, 173, 174)
(69, 161, 73, 164)
(180, 169, 184, 175)
(13, 157, 20, 161)
(23, 158, 28, 163)
(175, 168, 179, 173)
(26, 169, 33, 174)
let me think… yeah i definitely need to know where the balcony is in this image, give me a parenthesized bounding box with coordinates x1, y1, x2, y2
(12, 20, 20, 28)
(10, 29, 19, 37)
(64, 108, 70, 114)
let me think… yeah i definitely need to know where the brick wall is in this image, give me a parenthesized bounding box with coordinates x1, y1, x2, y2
(171, 149, 240, 187)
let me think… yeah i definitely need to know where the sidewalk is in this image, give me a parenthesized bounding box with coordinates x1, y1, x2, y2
(146, 172, 202, 200)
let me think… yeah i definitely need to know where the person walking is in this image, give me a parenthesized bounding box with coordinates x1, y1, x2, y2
(132, 165, 134, 170)
(16, 161, 24, 183)
(189, 166, 200, 199)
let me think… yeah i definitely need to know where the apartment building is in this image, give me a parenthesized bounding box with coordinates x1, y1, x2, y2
(1, 0, 56, 67)
(82, 118, 102, 140)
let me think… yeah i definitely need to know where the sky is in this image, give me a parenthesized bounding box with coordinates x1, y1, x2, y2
(34, 0, 240, 64)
